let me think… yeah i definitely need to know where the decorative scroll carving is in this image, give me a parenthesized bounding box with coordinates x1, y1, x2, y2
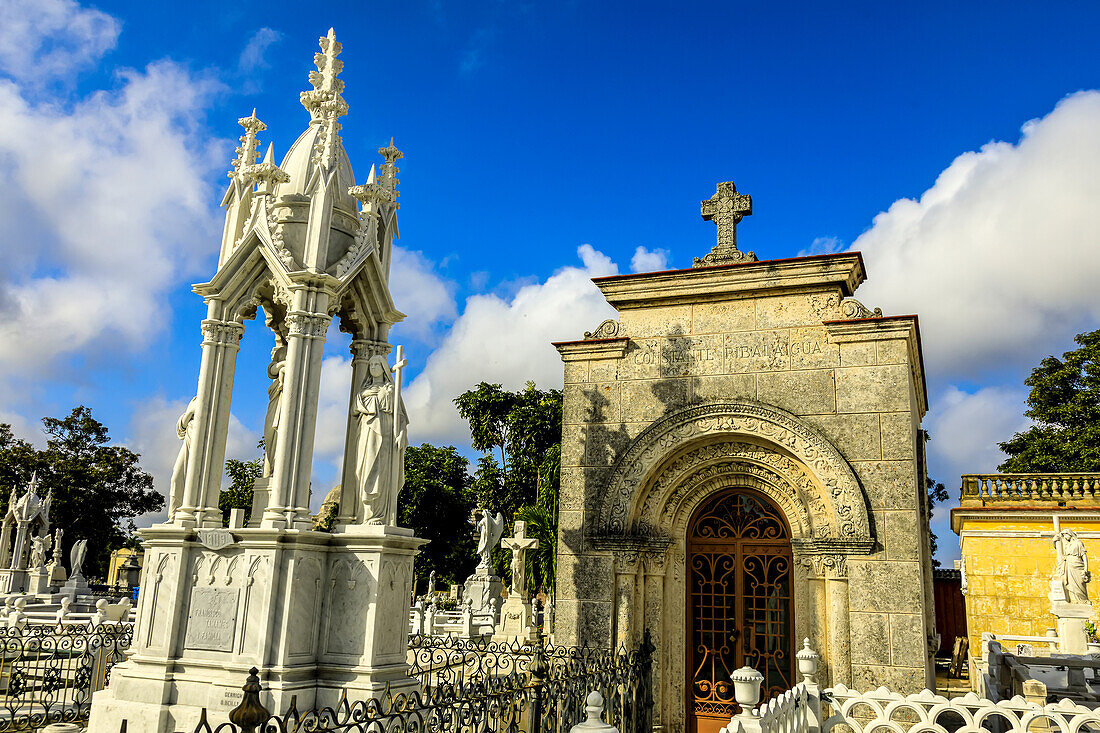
(584, 320, 622, 340)
(598, 401, 871, 542)
(797, 553, 848, 578)
(840, 298, 882, 319)
(265, 210, 297, 270)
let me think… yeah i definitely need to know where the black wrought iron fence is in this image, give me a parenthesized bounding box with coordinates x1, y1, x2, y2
(0, 621, 132, 731)
(187, 631, 655, 733)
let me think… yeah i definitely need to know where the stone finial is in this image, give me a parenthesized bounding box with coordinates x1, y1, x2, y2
(695, 181, 756, 267)
(230, 110, 267, 180)
(568, 691, 619, 733)
(796, 638, 820, 682)
(378, 137, 402, 197)
(301, 28, 347, 118)
(731, 666, 764, 717)
(243, 143, 289, 196)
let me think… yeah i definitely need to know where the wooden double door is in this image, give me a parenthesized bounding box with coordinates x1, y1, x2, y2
(687, 489, 794, 733)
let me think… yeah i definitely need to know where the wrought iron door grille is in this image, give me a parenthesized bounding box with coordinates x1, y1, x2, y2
(688, 489, 793, 730)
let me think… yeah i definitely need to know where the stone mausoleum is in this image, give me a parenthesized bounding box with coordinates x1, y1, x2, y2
(553, 182, 936, 733)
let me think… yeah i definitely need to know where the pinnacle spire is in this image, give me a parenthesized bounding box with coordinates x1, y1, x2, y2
(230, 110, 267, 180)
(301, 27, 348, 121)
(245, 141, 289, 196)
(378, 138, 402, 196)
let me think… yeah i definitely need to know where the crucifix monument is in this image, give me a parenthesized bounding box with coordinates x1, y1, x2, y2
(694, 181, 756, 266)
(88, 28, 425, 732)
(496, 521, 539, 642)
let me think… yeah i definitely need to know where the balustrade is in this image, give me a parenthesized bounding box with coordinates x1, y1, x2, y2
(960, 473, 1100, 506)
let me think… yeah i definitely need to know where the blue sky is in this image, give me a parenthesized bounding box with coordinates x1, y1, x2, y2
(1, 0, 1099, 562)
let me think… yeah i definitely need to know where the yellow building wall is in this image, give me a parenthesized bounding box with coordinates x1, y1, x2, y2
(959, 516, 1100, 655)
(107, 547, 141, 585)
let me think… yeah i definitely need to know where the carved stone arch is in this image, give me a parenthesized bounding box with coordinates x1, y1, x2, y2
(632, 440, 836, 540)
(637, 458, 816, 540)
(599, 401, 871, 543)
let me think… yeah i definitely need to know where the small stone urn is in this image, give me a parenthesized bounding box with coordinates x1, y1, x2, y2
(731, 666, 764, 716)
(796, 638, 820, 682)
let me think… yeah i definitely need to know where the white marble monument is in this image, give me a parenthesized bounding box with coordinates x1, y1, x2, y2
(88, 29, 425, 732)
(1050, 517, 1092, 654)
(495, 521, 539, 642)
(0, 473, 53, 594)
(464, 508, 505, 615)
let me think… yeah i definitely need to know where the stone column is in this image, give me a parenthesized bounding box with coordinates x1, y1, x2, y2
(826, 560, 852, 687)
(263, 285, 333, 528)
(337, 338, 390, 525)
(612, 554, 638, 648)
(643, 552, 667, 731)
(176, 301, 244, 528)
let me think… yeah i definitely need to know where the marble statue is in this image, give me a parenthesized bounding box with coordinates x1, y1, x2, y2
(29, 534, 50, 569)
(427, 570, 437, 597)
(475, 509, 505, 572)
(169, 397, 198, 517)
(263, 356, 286, 475)
(70, 539, 88, 580)
(1054, 528, 1091, 604)
(14, 474, 42, 522)
(353, 354, 408, 525)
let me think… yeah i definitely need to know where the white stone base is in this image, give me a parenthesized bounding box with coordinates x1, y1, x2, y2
(1053, 601, 1094, 654)
(494, 596, 536, 644)
(464, 573, 502, 614)
(87, 522, 425, 732)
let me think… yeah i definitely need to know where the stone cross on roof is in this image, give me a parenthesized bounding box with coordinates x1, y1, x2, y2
(694, 181, 757, 267)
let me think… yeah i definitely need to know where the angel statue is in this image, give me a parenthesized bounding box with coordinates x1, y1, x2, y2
(353, 354, 408, 525)
(70, 539, 88, 580)
(1054, 528, 1091, 604)
(475, 509, 505, 573)
(29, 534, 51, 569)
(168, 396, 198, 519)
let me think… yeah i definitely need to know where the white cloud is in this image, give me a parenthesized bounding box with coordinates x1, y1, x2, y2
(850, 91, 1100, 377)
(630, 246, 670, 273)
(798, 236, 844, 258)
(126, 396, 252, 526)
(404, 244, 618, 444)
(238, 27, 282, 72)
(924, 385, 1030, 485)
(0, 59, 224, 383)
(389, 247, 459, 342)
(0, 0, 120, 82)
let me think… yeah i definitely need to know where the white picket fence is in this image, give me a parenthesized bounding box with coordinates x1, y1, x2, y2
(721, 640, 1100, 733)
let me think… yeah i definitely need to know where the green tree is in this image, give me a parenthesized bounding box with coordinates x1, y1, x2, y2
(397, 444, 478, 590)
(219, 440, 263, 527)
(0, 407, 163, 580)
(998, 329, 1100, 472)
(455, 382, 562, 586)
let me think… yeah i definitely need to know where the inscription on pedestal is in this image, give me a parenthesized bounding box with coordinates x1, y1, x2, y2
(184, 587, 239, 652)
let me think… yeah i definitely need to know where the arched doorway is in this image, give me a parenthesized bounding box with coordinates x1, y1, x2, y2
(687, 488, 794, 733)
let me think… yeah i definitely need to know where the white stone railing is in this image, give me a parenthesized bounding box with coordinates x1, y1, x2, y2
(721, 638, 1100, 733)
(961, 473, 1100, 505)
(823, 685, 1100, 733)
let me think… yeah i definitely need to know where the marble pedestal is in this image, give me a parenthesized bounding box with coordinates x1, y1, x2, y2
(0, 569, 27, 594)
(1052, 600, 1093, 654)
(463, 571, 502, 615)
(47, 563, 67, 588)
(61, 573, 90, 600)
(494, 596, 536, 643)
(87, 523, 425, 733)
(25, 568, 50, 594)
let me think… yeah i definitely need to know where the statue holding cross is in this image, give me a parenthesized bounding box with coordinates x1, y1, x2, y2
(503, 521, 539, 598)
(694, 181, 757, 267)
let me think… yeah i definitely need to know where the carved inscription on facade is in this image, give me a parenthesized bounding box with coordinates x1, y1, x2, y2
(184, 587, 240, 652)
(626, 329, 833, 378)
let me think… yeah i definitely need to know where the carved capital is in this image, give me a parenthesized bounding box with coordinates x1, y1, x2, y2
(200, 319, 244, 346)
(286, 312, 331, 340)
(350, 339, 391, 360)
